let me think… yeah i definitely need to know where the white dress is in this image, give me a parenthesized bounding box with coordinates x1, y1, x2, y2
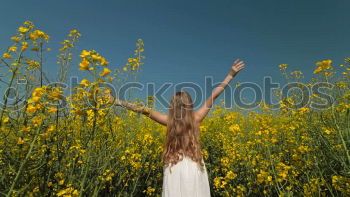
(162, 155, 211, 197)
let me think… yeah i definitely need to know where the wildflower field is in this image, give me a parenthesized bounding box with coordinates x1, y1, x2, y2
(0, 21, 349, 197)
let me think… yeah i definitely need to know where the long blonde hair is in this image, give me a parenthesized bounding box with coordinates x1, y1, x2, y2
(162, 91, 204, 172)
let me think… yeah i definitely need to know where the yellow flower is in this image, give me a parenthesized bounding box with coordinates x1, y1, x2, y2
(145, 187, 155, 195)
(99, 67, 111, 76)
(40, 132, 49, 139)
(32, 87, 45, 97)
(80, 50, 90, 58)
(23, 21, 34, 26)
(28, 96, 41, 103)
(100, 57, 109, 66)
(267, 176, 272, 182)
(314, 59, 332, 74)
(21, 42, 29, 51)
(213, 177, 224, 189)
(199, 125, 207, 132)
(225, 170, 237, 180)
(9, 46, 17, 52)
(17, 137, 24, 145)
(279, 64, 288, 70)
(335, 82, 346, 88)
(313, 66, 323, 74)
(80, 79, 90, 87)
(31, 47, 39, 52)
(18, 26, 30, 33)
(27, 60, 40, 69)
(72, 190, 79, 195)
(324, 128, 334, 135)
(59, 180, 64, 185)
(2, 117, 9, 123)
(321, 60, 332, 69)
(47, 125, 55, 132)
(3, 53, 12, 58)
(79, 59, 90, 70)
(55, 172, 64, 179)
(29, 30, 49, 41)
(11, 36, 21, 42)
(57, 189, 67, 196)
(29, 32, 39, 40)
(32, 117, 42, 126)
(48, 107, 58, 113)
(91, 54, 101, 61)
(49, 89, 63, 101)
(26, 105, 37, 113)
(298, 107, 310, 114)
(69, 29, 79, 37)
(229, 124, 241, 133)
(220, 157, 230, 167)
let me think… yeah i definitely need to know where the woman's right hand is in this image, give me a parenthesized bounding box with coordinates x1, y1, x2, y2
(230, 59, 245, 76)
(103, 89, 121, 105)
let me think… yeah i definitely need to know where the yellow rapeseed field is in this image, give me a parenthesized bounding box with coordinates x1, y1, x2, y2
(0, 21, 349, 197)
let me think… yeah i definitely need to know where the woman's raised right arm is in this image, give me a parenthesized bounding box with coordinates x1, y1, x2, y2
(194, 59, 245, 123)
(104, 92, 168, 126)
(114, 98, 168, 126)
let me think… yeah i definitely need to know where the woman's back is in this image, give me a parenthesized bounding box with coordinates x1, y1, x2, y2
(162, 155, 211, 197)
(105, 59, 245, 197)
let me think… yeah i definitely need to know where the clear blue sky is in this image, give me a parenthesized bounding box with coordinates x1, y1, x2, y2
(0, 0, 349, 112)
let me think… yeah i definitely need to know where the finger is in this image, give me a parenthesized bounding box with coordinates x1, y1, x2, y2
(237, 65, 244, 70)
(235, 62, 244, 67)
(234, 59, 241, 64)
(235, 59, 242, 64)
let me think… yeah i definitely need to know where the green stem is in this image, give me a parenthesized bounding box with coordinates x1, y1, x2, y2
(0, 67, 18, 129)
(6, 124, 41, 197)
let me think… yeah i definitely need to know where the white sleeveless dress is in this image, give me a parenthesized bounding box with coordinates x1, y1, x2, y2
(162, 155, 211, 197)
